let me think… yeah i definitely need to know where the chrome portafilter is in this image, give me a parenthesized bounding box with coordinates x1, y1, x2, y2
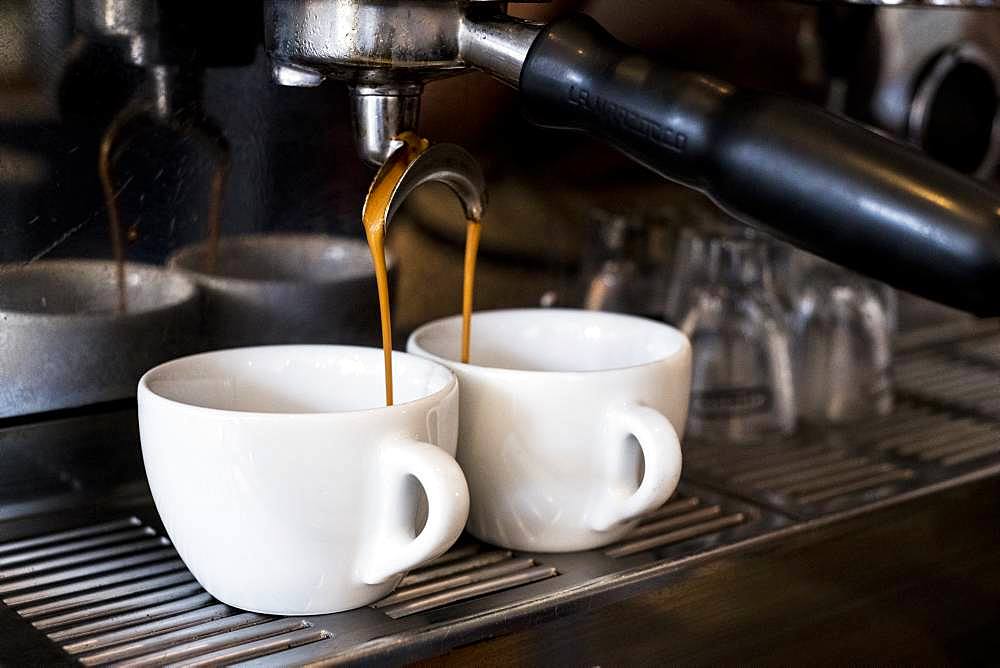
(265, 0, 545, 167)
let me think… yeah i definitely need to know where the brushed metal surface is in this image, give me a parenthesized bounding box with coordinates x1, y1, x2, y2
(0, 260, 199, 419)
(0, 486, 773, 666)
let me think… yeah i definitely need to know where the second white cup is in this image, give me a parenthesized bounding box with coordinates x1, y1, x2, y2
(408, 309, 691, 552)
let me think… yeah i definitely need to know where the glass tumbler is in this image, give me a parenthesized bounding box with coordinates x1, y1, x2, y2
(677, 226, 796, 444)
(790, 255, 896, 425)
(579, 208, 674, 319)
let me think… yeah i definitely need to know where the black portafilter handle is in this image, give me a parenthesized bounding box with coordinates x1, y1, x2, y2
(519, 15, 1000, 317)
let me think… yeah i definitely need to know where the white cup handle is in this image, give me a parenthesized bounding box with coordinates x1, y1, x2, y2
(361, 437, 470, 586)
(590, 404, 683, 532)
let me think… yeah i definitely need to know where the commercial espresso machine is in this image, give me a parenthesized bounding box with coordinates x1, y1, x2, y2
(2, 0, 1000, 664)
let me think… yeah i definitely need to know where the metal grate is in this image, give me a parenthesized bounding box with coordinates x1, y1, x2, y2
(0, 517, 562, 662)
(846, 401, 1000, 468)
(956, 331, 1000, 367)
(373, 542, 559, 619)
(684, 336, 1000, 515)
(604, 494, 750, 559)
(684, 437, 917, 517)
(0, 517, 332, 666)
(896, 351, 1000, 420)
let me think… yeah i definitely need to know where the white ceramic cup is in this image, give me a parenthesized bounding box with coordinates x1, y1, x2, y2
(408, 309, 691, 552)
(137, 345, 469, 615)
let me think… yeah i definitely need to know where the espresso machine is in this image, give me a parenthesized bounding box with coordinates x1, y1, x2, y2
(265, 0, 1000, 316)
(2, 0, 1000, 664)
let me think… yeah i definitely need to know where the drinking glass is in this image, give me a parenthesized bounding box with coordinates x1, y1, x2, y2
(789, 253, 896, 424)
(579, 208, 675, 319)
(675, 225, 796, 444)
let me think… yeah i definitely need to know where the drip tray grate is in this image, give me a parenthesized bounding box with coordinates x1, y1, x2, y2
(684, 436, 918, 518)
(848, 401, 1000, 468)
(0, 517, 332, 666)
(897, 351, 1000, 420)
(374, 545, 558, 619)
(0, 488, 780, 666)
(604, 494, 751, 559)
(3, 326, 1000, 664)
(684, 336, 1000, 518)
(0, 517, 564, 665)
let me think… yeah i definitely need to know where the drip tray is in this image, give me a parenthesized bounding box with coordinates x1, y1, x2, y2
(1, 324, 999, 664)
(0, 484, 779, 666)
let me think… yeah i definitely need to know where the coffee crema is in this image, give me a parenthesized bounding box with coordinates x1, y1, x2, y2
(362, 132, 483, 406)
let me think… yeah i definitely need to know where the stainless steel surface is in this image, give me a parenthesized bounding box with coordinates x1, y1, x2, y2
(351, 85, 423, 166)
(458, 14, 544, 87)
(167, 234, 392, 349)
(855, 8, 1000, 177)
(264, 0, 543, 85)
(0, 260, 199, 419)
(0, 486, 776, 666)
(906, 43, 999, 177)
(896, 331, 1000, 419)
(381, 142, 487, 225)
(686, 435, 918, 517)
(74, 0, 219, 126)
(265, 0, 465, 165)
(265, 0, 468, 86)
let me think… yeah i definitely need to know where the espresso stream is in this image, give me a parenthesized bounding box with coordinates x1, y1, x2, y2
(100, 110, 228, 312)
(362, 133, 482, 406)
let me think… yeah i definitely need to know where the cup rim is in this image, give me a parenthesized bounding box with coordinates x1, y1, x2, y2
(0, 259, 198, 322)
(138, 344, 456, 418)
(407, 308, 690, 377)
(166, 233, 396, 288)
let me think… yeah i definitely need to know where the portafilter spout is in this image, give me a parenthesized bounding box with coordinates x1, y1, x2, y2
(265, 1, 1000, 317)
(378, 140, 486, 227)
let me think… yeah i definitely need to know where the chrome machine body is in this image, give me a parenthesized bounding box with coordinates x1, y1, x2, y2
(265, 0, 543, 166)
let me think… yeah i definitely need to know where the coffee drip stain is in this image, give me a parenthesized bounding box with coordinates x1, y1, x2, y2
(98, 105, 144, 313)
(99, 106, 230, 312)
(201, 141, 231, 275)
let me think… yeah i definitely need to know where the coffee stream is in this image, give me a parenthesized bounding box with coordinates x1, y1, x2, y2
(362, 133, 482, 406)
(99, 107, 142, 313)
(102, 116, 476, 406)
(100, 109, 229, 312)
(461, 220, 482, 365)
